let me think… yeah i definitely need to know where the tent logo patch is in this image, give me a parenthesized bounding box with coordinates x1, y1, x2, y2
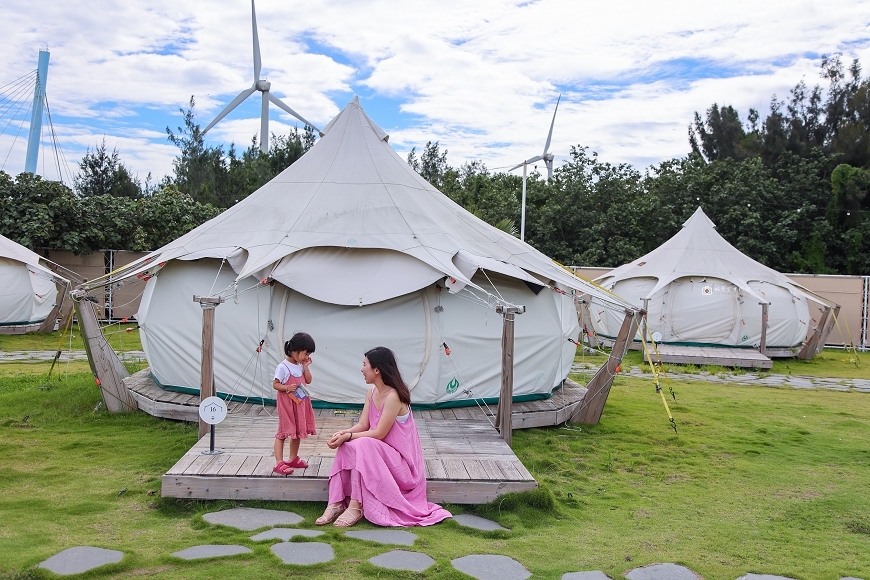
(702, 284, 738, 296)
(446, 377, 459, 394)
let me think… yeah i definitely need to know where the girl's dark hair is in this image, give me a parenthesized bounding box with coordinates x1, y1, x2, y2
(365, 346, 411, 405)
(285, 332, 315, 356)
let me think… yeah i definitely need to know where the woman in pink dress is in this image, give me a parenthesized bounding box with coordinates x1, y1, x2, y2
(316, 346, 452, 528)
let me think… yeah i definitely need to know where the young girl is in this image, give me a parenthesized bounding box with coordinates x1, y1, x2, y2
(272, 332, 317, 475)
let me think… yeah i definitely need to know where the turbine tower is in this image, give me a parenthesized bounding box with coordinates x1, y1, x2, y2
(201, 0, 319, 153)
(508, 95, 561, 242)
(24, 50, 50, 174)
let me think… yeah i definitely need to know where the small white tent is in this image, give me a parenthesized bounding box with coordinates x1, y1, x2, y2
(92, 98, 635, 407)
(591, 207, 813, 350)
(0, 234, 68, 333)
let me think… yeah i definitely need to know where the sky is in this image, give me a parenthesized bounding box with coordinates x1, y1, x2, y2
(1, 0, 870, 187)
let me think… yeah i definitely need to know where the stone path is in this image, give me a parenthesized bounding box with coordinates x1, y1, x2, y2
(344, 529, 417, 546)
(38, 546, 123, 575)
(369, 549, 435, 572)
(35, 500, 869, 579)
(172, 545, 251, 560)
(571, 363, 870, 392)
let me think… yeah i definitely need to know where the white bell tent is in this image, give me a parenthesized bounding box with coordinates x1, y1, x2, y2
(591, 207, 817, 351)
(0, 234, 68, 333)
(89, 98, 635, 407)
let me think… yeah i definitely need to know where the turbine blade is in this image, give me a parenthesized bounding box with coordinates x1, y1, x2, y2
(268, 93, 320, 132)
(252, 0, 262, 81)
(542, 94, 561, 155)
(202, 87, 256, 135)
(508, 162, 524, 172)
(526, 155, 544, 164)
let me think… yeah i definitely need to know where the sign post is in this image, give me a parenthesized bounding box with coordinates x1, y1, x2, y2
(198, 396, 227, 455)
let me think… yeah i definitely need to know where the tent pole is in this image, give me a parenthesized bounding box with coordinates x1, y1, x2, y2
(759, 303, 768, 356)
(495, 305, 524, 446)
(798, 304, 830, 359)
(72, 287, 136, 413)
(195, 295, 224, 438)
(817, 304, 840, 354)
(641, 298, 650, 343)
(571, 308, 640, 425)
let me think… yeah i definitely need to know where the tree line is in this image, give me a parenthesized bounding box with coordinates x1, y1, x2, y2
(1, 57, 867, 275)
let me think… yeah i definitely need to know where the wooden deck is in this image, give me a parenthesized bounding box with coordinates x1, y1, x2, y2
(653, 344, 773, 369)
(124, 370, 586, 504)
(162, 412, 536, 504)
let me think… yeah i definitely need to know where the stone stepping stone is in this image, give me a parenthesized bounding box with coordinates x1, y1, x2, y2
(344, 529, 417, 546)
(369, 549, 436, 572)
(202, 507, 303, 531)
(452, 554, 531, 580)
(250, 529, 324, 541)
(562, 572, 612, 580)
(271, 541, 334, 565)
(453, 514, 508, 531)
(841, 577, 865, 580)
(38, 546, 124, 575)
(172, 545, 252, 560)
(626, 563, 701, 580)
(736, 575, 798, 580)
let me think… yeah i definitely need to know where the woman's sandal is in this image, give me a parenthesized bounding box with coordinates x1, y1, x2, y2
(287, 456, 308, 468)
(272, 462, 294, 476)
(333, 507, 364, 528)
(316, 503, 345, 525)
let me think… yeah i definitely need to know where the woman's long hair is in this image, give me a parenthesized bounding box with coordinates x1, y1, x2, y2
(365, 346, 411, 405)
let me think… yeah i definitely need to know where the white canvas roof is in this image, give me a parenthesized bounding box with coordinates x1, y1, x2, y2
(0, 233, 67, 283)
(596, 207, 814, 304)
(97, 97, 633, 312)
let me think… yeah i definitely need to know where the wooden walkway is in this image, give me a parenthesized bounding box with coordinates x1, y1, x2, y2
(124, 370, 587, 504)
(653, 344, 773, 369)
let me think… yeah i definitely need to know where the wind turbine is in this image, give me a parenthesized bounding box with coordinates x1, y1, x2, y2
(509, 95, 561, 242)
(201, 0, 319, 153)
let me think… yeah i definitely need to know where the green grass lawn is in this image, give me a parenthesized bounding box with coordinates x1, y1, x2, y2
(1, 365, 869, 579)
(0, 323, 143, 353)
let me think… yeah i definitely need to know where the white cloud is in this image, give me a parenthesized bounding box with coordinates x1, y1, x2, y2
(1, 0, 869, 182)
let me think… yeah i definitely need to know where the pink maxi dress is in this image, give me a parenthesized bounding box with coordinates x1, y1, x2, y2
(328, 390, 452, 527)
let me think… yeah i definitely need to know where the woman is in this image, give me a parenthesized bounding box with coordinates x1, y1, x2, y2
(316, 346, 452, 527)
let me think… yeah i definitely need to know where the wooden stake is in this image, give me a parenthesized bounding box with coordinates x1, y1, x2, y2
(72, 287, 136, 413)
(759, 303, 769, 355)
(494, 305, 524, 446)
(194, 295, 223, 438)
(571, 309, 640, 425)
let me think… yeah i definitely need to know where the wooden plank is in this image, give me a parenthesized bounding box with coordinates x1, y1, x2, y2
(217, 454, 247, 476)
(237, 455, 263, 477)
(425, 459, 447, 480)
(441, 458, 470, 480)
(317, 457, 334, 478)
(166, 453, 199, 475)
(462, 459, 489, 480)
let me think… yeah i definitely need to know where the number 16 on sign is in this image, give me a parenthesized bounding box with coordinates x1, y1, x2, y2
(198, 396, 227, 455)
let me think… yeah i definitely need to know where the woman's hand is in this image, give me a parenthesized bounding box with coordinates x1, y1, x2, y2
(327, 431, 351, 449)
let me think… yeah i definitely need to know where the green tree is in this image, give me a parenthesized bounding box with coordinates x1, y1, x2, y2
(74, 138, 142, 198)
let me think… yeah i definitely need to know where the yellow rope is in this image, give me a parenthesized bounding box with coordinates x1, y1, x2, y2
(831, 309, 860, 367)
(638, 322, 677, 433)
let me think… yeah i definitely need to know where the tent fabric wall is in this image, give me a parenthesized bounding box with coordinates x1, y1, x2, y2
(0, 257, 57, 325)
(0, 234, 66, 330)
(138, 259, 579, 406)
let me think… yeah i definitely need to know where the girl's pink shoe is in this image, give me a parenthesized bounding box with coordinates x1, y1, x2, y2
(287, 456, 308, 468)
